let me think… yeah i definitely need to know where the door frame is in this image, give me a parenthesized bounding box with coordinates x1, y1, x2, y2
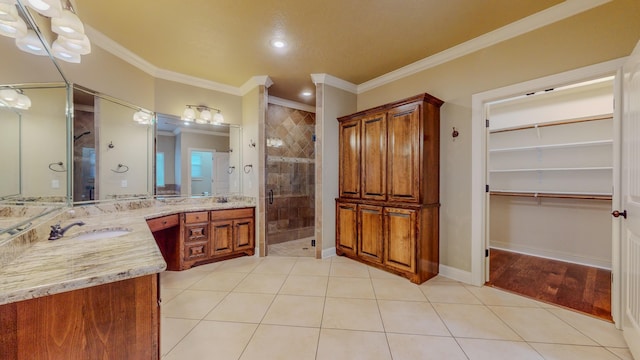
(186, 147, 216, 196)
(470, 57, 627, 327)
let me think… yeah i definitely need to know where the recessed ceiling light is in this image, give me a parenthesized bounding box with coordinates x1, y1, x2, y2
(301, 91, 313, 97)
(270, 39, 287, 48)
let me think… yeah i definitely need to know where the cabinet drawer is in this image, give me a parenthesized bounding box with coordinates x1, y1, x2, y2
(210, 208, 254, 221)
(185, 224, 208, 243)
(184, 242, 208, 261)
(185, 211, 209, 224)
(146, 214, 179, 232)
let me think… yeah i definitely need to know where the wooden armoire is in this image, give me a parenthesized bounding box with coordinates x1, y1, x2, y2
(335, 93, 443, 284)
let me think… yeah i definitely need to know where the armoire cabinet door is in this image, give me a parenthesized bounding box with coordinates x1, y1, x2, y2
(384, 207, 417, 273)
(358, 204, 384, 264)
(387, 103, 421, 203)
(361, 113, 387, 201)
(339, 118, 361, 198)
(336, 202, 358, 256)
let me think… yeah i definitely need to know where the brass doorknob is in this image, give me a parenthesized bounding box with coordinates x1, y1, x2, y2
(611, 210, 627, 219)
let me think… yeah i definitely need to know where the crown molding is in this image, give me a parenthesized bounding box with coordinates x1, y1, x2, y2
(268, 96, 316, 113)
(85, 24, 243, 96)
(357, 0, 612, 93)
(240, 76, 274, 95)
(311, 73, 357, 94)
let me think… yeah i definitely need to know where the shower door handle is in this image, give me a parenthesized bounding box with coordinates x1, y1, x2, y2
(269, 189, 274, 204)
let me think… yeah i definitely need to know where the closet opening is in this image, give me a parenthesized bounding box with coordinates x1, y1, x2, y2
(486, 76, 615, 321)
(265, 102, 316, 257)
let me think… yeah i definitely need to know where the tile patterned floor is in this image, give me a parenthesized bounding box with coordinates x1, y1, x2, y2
(267, 237, 316, 257)
(160, 255, 633, 360)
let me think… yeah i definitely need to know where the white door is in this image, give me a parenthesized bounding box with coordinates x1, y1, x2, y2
(190, 150, 213, 196)
(213, 152, 230, 194)
(621, 40, 640, 358)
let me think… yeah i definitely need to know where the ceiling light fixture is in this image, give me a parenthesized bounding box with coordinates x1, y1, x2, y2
(301, 91, 312, 97)
(270, 38, 287, 48)
(182, 105, 224, 125)
(0, 0, 91, 63)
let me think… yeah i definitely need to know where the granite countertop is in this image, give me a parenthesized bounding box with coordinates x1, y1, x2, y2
(0, 197, 255, 306)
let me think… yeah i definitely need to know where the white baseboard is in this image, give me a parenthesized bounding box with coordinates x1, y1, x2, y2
(438, 264, 473, 285)
(322, 246, 337, 259)
(491, 242, 611, 269)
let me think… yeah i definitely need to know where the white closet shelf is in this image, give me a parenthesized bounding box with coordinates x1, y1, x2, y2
(489, 139, 612, 153)
(489, 166, 613, 173)
(490, 190, 612, 200)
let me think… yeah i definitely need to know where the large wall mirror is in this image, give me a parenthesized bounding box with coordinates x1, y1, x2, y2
(0, 6, 70, 240)
(72, 86, 154, 203)
(156, 114, 242, 197)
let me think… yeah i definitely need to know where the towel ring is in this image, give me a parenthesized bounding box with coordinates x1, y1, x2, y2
(48, 161, 66, 172)
(111, 163, 129, 173)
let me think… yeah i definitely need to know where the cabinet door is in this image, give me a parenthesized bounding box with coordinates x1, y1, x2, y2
(387, 103, 421, 202)
(361, 113, 387, 201)
(336, 202, 358, 256)
(234, 217, 254, 252)
(358, 204, 384, 264)
(384, 207, 417, 273)
(211, 220, 234, 256)
(339, 118, 361, 198)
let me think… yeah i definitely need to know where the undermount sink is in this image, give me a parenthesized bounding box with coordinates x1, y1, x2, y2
(73, 228, 131, 241)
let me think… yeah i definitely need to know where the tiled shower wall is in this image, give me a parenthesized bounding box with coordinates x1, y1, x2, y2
(266, 104, 315, 245)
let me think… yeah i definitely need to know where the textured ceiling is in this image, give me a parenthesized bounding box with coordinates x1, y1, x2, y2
(73, 0, 563, 105)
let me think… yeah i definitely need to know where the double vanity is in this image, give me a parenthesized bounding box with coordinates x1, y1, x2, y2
(0, 196, 255, 359)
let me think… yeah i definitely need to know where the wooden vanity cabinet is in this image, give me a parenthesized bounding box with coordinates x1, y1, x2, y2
(148, 207, 255, 271)
(0, 275, 160, 360)
(336, 93, 442, 284)
(147, 214, 180, 270)
(210, 208, 255, 256)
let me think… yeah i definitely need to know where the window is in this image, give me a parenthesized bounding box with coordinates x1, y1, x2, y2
(191, 152, 202, 178)
(156, 152, 165, 187)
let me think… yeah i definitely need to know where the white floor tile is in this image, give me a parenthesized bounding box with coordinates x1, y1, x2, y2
(205, 292, 275, 323)
(530, 343, 623, 360)
(326, 277, 375, 299)
(316, 328, 392, 360)
(322, 297, 384, 331)
(378, 300, 449, 336)
(163, 320, 257, 360)
(457, 338, 544, 360)
(160, 317, 199, 357)
(162, 289, 227, 320)
(433, 303, 522, 341)
(261, 294, 325, 327)
(386, 333, 467, 360)
(239, 324, 319, 360)
(490, 306, 597, 345)
(421, 282, 482, 304)
(372, 278, 427, 301)
(546, 307, 626, 347)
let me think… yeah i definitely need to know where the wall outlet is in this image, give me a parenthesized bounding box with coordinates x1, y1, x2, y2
(311, 239, 316, 247)
(121, 180, 128, 188)
(51, 179, 60, 189)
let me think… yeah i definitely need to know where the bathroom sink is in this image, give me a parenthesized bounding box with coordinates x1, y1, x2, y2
(73, 228, 131, 241)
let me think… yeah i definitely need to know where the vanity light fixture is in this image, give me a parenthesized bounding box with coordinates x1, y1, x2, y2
(25, 0, 61, 17)
(301, 90, 312, 97)
(0, 87, 31, 110)
(16, 29, 47, 55)
(182, 105, 224, 126)
(0, 1, 27, 38)
(0, 0, 91, 63)
(132, 110, 153, 125)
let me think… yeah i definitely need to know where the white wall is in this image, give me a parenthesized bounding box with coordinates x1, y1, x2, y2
(98, 97, 152, 198)
(21, 87, 68, 199)
(315, 83, 357, 255)
(157, 134, 176, 184)
(0, 108, 20, 197)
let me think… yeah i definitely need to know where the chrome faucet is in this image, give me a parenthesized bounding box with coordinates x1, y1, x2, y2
(48, 221, 86, 240)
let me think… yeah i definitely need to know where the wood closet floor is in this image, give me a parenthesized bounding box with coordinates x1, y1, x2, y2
(488, 248, 612, 321)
